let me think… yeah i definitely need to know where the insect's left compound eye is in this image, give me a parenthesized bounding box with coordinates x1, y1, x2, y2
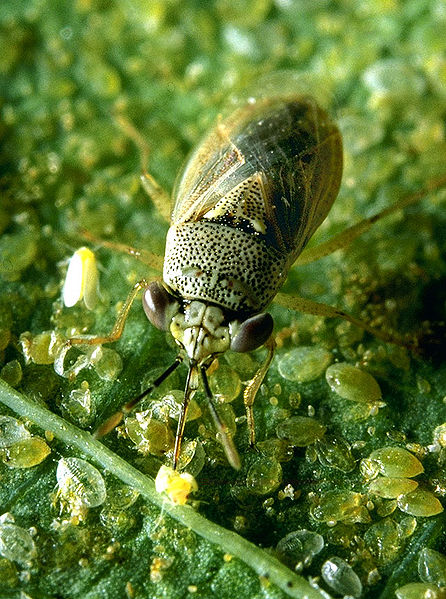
(142, 282, 179, 331)
(230, 313, 273, 353)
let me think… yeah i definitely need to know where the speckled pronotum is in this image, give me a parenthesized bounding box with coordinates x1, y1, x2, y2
(56, 77, 446, 470)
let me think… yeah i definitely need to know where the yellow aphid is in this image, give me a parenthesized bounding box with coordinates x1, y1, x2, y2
(155, 465, 198, 505)
(63, 247, 99, 310)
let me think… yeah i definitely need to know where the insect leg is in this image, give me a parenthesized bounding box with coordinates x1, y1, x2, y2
(201, 366, 241, 470)
(274, 292, 415, 350)
(244, 336, 276, 447)
(114, 113, 171, 223)
(294, 174, 446, 267)
(80, 229, 163, 271)
(55, 279, 150, 378)
(94, 356, 183, 438)
(173, 363, 198, 470)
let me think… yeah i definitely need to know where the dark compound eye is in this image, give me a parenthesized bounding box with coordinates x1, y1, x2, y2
(230, 312, 273, 353)
(142, 282, 179, 331)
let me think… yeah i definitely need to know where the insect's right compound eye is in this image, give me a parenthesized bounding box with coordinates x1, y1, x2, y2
(142, 282, 179, 331)
(230, 312, 273, 353)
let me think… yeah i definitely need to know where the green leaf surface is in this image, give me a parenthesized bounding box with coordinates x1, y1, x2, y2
(0, 379, 325, 599)
(1, 1, 446, 598)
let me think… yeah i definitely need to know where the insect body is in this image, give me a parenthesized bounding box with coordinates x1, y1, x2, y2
(143, 95, 342, 467)
(164, 96, 342, 316)
(59, 87, 436, 471)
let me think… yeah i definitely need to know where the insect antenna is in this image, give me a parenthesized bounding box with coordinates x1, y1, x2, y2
(94, 356, 183, 439)
(201, 366, 241, 470)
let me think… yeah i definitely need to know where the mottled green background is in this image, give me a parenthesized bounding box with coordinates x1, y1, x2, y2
(1, 1, 446, 598)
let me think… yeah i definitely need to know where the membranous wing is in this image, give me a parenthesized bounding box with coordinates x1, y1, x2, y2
(171, 94, 343, 265)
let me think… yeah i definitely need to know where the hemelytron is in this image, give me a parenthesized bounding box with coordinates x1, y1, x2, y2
(57, 81, 446, 471)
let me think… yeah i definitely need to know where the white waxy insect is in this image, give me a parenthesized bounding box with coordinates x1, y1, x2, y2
(62, 246, 99, 310)
(56, 76, 445, 472)
(56, 457, 106, 519)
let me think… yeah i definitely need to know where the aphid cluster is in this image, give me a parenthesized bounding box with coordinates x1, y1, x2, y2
(57, 78, 444, 473)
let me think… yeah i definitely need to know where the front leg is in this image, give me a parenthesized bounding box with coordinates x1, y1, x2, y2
(294, 174, 446, 267)
(54, 279, 150, 379)
(244, 336, 276, 447)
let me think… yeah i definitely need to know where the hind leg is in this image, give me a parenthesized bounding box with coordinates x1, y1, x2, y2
(243, 336, 277, 447)
(294, 174, 446, 267)
(274, 293, 416, 350)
